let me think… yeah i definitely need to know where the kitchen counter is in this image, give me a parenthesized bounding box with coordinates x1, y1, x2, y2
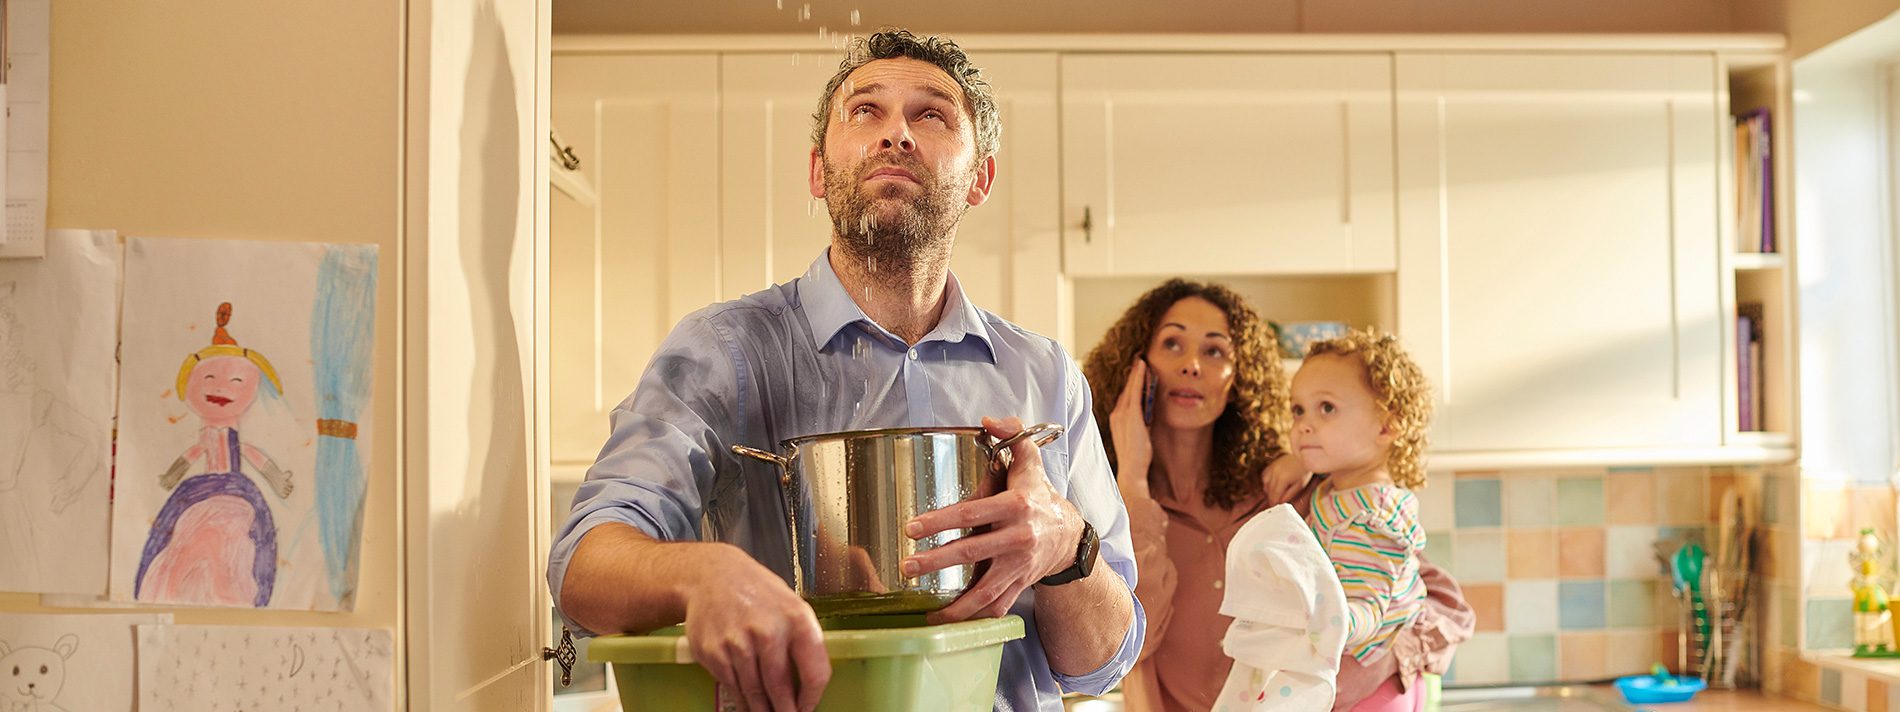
(1585, 685, 1831, 711)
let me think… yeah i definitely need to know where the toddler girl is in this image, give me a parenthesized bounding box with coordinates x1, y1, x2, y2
(1290, 329, 1432, 711)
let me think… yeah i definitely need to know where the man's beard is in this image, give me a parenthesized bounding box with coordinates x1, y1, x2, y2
(822, 151, 970, 273)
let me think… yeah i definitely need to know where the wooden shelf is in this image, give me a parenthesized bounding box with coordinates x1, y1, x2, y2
(1428, 443, 1797, 471)
(1732, 252, 1787, 270)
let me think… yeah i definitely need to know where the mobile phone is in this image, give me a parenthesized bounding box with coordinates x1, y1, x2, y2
(1141, 360, 1157, 425)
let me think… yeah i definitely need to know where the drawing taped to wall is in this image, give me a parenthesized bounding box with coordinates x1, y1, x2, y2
(0, 230, 120, 596)
(137, 624, 392, 712)
(0, 612, 171, 712)
(110, 237, 378, 611)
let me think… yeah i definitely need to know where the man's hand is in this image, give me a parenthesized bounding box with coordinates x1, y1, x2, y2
(681, 547, 833, 712)
(902, 416, 1083, 624)
(1262, 451, 1312, 507)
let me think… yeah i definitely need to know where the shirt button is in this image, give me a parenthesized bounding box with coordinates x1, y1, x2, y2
(908, 349, 919, 360)
(1213, 579, 1223, 590)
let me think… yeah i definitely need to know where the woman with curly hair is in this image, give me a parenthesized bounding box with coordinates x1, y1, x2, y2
(1084, 283, 1472, 712)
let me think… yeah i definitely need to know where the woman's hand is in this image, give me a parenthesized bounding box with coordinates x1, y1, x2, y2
(1262, 451, 1313, 507)
(1109, 358, 1154, 501)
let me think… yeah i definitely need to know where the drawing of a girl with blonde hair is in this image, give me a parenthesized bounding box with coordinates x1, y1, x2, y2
(134, 302, 293, 607)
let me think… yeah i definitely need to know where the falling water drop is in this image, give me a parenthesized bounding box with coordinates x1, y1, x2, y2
(808, 198, 817, 217)
(801, 3, 811, 20)
(869, 256, 877, 273)
(777, 0, 783, 8)
(792, 53, 800, 67)
(819, 26, 828, 40)
(851, 9, 862, 25)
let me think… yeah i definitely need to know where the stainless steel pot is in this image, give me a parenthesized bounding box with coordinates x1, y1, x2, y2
(731, 423, 1063, 616)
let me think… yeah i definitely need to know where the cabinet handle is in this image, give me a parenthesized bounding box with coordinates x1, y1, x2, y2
(1082, 206, 1093, 244)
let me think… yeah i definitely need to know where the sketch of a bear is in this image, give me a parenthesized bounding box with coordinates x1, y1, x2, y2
(0, 634, 76, 712)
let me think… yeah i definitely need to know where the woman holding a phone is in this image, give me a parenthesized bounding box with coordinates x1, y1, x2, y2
(1080, 279, 1473, 712)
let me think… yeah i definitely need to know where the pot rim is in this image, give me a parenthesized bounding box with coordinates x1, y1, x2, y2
(776, 425, 988, 449)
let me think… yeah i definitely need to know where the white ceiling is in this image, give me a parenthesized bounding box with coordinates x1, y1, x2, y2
(552, 0, 1767, 36)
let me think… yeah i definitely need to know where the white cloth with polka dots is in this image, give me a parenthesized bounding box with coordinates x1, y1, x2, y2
(1213, 503, 1350, 712)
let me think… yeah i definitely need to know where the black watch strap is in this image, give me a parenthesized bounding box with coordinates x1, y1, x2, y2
(1038, 520, 1099, 586)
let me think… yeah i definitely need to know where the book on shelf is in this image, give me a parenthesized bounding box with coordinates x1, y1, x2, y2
(1737, 303, 1766, 432)
(1733, 109, 1775, 254)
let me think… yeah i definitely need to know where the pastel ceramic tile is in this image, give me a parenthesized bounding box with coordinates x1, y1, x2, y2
(1558, 632, 1608, 681)
(1763, 474, 1782, 526)
(1607, 579, 1657, 628)
(1507, 634, 1557, 682)
(1453, 530, 1507, 583)
(1507, 529, 1558, 579)
(1655, 469, 1708, 526)
(1605, 526, 1663, 579)
(1804, 482, 1850, 541)
(1845, 672, 1869, 712)
(1555, 477, 1605, 526)
(1850, 485, 1896, 535)
(1808, 597, 1853, 650)
(1418, 478, 1455, 531)
(1465, 582, 1504, 632)
(1824, 668, 1843, 708)
(1557, 528, 1605, 578)
(1505, 580, 1558, 634)
(1450, 633, 1509, 685)
(1504, 476, 1557, 528)
(1558, 580, 1606, 630)
(1605, 630, 1655, 677)
(1423, 529, 1454, 571)
(1456, 478, 1502, 528)
(1604, 473, 1655, 525)
(1779, 584, 1800, 649)
(1868, 678, 1889, 712)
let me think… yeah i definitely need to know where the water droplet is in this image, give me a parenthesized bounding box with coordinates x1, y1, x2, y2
(869, 256, 877, 273)
(808, 198, 817, 217)
(851, 9, 861, 25)
(819, 26, 828, 39)
(801, 3, 811, 20)
(777, 0, 783, 8)
(792, 53, 800, 67)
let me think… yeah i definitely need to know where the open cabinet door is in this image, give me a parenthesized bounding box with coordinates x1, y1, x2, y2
(403, 0, 552, 709)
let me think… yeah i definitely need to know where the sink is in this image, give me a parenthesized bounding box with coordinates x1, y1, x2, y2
(1440, 685, 1634, 711)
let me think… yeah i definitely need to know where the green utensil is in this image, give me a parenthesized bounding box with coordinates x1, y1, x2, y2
(1675, 542, 1711, 669)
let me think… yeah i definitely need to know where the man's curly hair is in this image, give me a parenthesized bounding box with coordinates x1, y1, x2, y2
(1304, 328, 1433, 489)
(1081, 279, 1288, 510)
(811, 28, 1001, 163)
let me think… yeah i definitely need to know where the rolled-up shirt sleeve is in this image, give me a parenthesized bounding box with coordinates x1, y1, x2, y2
(547, 316, 738, 636)
(1049, 349, 1146, 695)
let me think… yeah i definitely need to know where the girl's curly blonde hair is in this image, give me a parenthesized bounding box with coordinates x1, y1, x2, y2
(1304, 328, 1433, 489)
(1081, 279, 1289, 510)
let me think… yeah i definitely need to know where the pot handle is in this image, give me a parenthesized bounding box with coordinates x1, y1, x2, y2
(995, 422, 1064, 451)
(730, 444, 793, 469)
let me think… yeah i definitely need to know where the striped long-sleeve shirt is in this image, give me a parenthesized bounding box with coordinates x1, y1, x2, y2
(1307, 481, 1427, 663)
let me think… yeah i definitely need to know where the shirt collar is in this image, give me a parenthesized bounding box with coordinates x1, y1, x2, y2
(797, 248, 995, 362)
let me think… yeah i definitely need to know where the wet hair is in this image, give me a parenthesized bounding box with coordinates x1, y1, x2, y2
(810, 28, 1001, 162)
(1304, 328, 1433, 489)
(1081, 279, 1288, 510)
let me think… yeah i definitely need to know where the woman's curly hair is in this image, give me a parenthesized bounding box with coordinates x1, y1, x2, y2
(1081, 279, 1288, 510)
(1303, 329, 1433, 489)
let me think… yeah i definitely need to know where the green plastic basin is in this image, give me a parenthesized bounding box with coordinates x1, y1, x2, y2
(589, 613, 1025, 712)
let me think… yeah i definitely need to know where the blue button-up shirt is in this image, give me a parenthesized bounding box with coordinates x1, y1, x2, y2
(549, 250, 1143, 710)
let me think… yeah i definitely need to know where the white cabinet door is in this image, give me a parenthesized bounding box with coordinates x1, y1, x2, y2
(1061, 54, 1395, 276)
(549, 55, 720, 464)
(720, 53, 1064, 337)
(1395, 54, 1722, 452)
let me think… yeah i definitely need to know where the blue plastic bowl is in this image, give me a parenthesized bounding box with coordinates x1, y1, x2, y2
(1613, 674, 1707, 704)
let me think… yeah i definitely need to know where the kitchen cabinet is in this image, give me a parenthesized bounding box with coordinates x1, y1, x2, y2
(1060, 54, 1395, 276)
(719, 52, 1066, 340)
(1394, 53, 1724, 453)
(549, 54, 721, 464)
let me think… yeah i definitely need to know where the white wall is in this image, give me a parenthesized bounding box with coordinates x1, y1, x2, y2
(2, 0, 407, 698)
(1793, 18, 1900, 485)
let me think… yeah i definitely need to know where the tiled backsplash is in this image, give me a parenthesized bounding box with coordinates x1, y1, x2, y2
(1429, 466, 1773, 686)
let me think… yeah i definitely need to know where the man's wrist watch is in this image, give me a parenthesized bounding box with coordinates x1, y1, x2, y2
(1037, 519, 1099, 586)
